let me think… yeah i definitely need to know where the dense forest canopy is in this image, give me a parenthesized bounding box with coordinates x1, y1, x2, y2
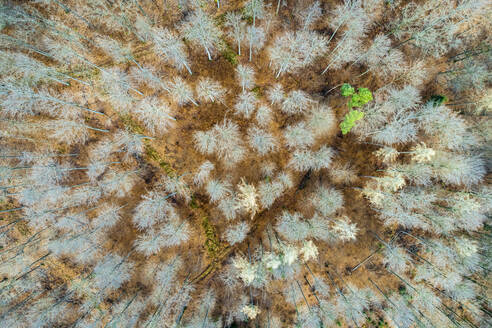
(0, 0, 490, 327)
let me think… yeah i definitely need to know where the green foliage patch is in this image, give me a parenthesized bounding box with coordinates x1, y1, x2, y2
(189, 194, 199, 209)
(341, 83, 355, 97)
(340, 109, 365, 135)
(119, 114, 145, 135)
(348, 87, 373, 109)
(430, 94, 448, 106)
(339, 83, 373, 135)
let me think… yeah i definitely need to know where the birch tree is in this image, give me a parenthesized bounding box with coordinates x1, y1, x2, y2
(182, 8, 222, 60)
(152, 28, 192, 74)
(245, 26, 266, 61)
(224, 12, 245, 55)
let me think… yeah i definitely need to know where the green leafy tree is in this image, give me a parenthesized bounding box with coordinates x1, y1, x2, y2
(348, 87, 373, 109)
(340, 110, 364, 135)
(341, 83, 355, 97)
(339, 84, 372, 134)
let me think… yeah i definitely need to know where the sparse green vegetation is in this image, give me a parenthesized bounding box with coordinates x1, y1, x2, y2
(202, 217, 224, 259)
(219, 39, 239, 65)
(340, 109, 365, 135)
(339, 83, 372, 134)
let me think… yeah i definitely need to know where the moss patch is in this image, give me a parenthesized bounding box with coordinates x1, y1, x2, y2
(251, 85, 262, 98)
(189, 194, 199, 209)
(144, 144, 174, 176)
(119, 114, 175, 176)
(201, 216, 223, 259)
(219, 39, 239, 66)
(119, 114, 145, 135)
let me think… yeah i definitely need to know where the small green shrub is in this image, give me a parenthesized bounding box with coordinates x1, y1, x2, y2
(340, 109, 365, 135)
(348, 87, 373, 109)
(339, 83, 373, 134)
(430, 94, 448, 106)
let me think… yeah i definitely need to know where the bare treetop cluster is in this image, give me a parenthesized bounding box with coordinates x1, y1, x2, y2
(0, 0, 490, 327)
